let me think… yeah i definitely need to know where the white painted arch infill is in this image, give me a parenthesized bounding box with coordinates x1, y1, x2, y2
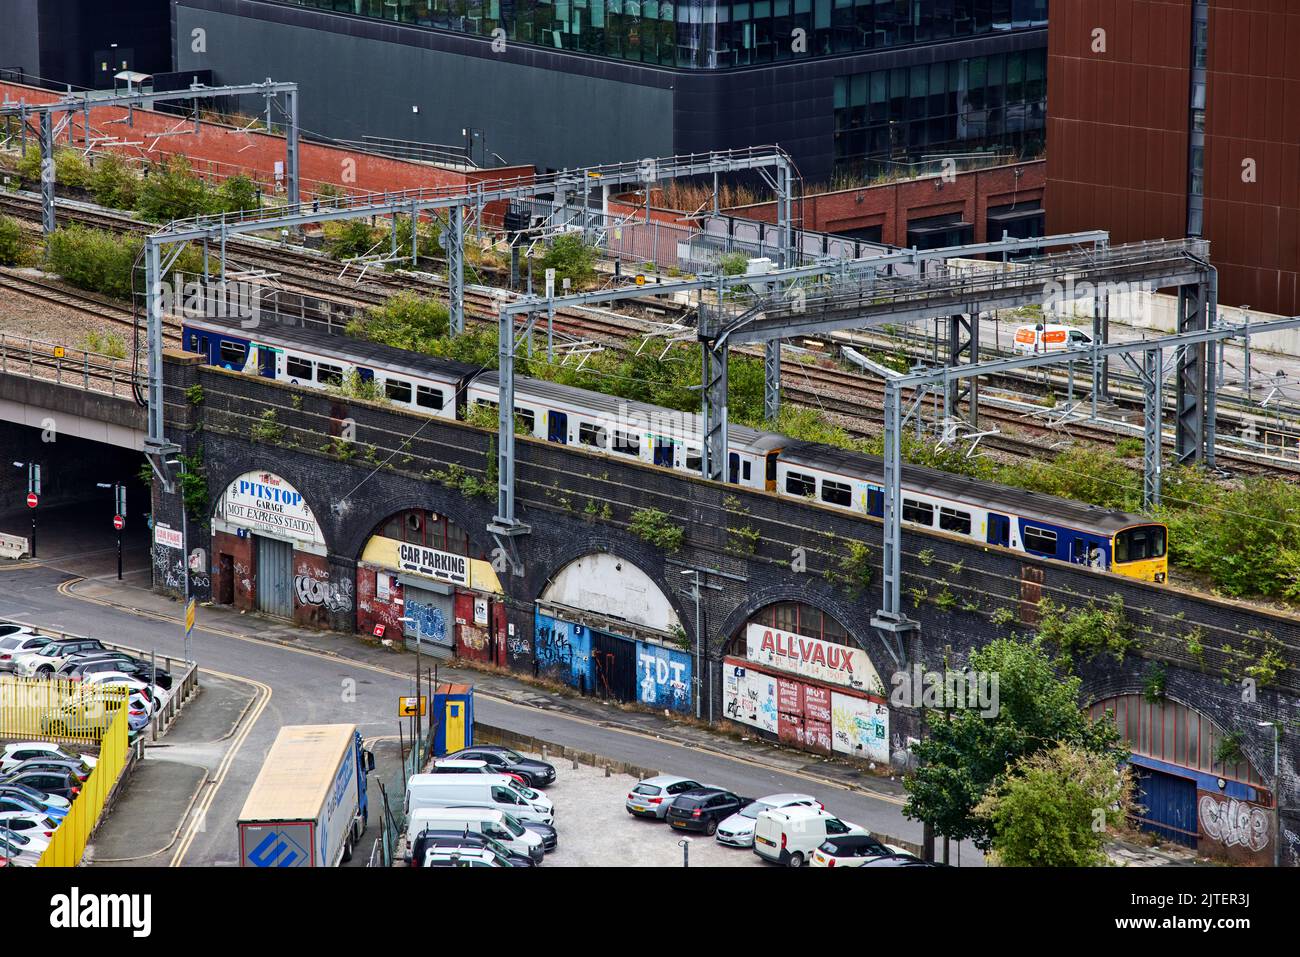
(210, 469, 327, 555)
(538, 553, 681, 635)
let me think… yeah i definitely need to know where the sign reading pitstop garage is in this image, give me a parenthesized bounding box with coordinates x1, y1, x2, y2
(216, 471, 325, 549)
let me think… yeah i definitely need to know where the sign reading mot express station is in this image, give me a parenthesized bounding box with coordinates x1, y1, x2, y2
(217, 471, 325, 548)
(397, 542, 469, 587)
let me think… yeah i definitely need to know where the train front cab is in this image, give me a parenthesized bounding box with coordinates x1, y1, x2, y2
(1111, 523, 1168, 583)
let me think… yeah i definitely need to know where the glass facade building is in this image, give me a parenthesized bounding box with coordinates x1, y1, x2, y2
(285, 0, 1046, 69)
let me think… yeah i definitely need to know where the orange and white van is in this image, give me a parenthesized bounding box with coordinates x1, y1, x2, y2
(1012, 323, 1091, 356)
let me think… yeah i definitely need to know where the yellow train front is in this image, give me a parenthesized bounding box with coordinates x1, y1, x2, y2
(1110, 523, 1169, 583)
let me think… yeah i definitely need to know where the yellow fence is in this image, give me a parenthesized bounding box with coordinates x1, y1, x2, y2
(35, 693, 131, 867)
(0, 677, 130, 743)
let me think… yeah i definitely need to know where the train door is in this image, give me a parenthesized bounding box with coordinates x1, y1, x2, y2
(654, 436, 674, 467)
(548, 411, 568, 444)
(728, 452, 740, 484)
(765, 451, 780, 491)
(987, 513, 1010, 547)
(257, 346, 276, 378)
(867, 487, 884, 517)
(356, 367, 375, 383)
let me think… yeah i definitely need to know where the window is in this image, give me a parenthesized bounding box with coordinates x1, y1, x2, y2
(316, 362, 343, 386)
(686, 447, 702, 472)
(785, 471, 816, 496)
(416, 386, 444, 410)
(1115, 526, 1167, 563)
(742, 461, 752, 481)
(821, 479, 852, 507)
(490, 786, 523, 805)
(286, 355, 313, 380)
(385, 379, 413, 403)
(902, 499, 934, 525)
(219, 341, 247, 367)
(1023, 526, 1058, 555)
(514, 407, 535, 433)
(578, 422, 607, 448)
(939, 507, 972, 535)
(825, 817, 850, 834)
(613, 430, 640, 455)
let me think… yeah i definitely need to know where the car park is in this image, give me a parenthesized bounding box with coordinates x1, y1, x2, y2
(408, 829, 535, 867)
(406, 807, 545, 862)
(0, 825, 49, 862)
(444, 745, 556, 787)
(58, 653, 173, 690)
(666, 788, 753, 836)
(0, 742, 98, 776)
(809, 834, 908, 867)
(5, 757, 91, 783)
(715, 793, 822, 847)
(625, 775, 702, 820)
(0, 811, 59, 839)
(0, 633, 48, 673)
(430, 758, 528, 786)
(1, 767, 83, 800)
(13, 638, 106, 677)
(753, 806, 866, 867)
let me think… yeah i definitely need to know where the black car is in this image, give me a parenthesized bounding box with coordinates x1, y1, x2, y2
(58, 653, 173, 690)
(1, 768, 81, 800)
(522, 821, 557, 853)
(446, 746, 556, 788)
(408, 829, 534, 867)
(666, 788, 753, 835)
(8, 758, 92, 782)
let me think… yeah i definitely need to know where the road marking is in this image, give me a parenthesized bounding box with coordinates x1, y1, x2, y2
(56, 577, 906, 808)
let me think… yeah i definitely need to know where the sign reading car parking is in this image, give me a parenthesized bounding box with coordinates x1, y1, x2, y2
(398, 695, 426, 717)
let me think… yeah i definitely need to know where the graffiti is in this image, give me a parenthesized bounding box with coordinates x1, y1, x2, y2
(404, 600, 448, 645)
(535, 624, 574, 668)
(507, 636, 532, 657)
(294, 575, 354, 613)
(152, 543, 184, 591)
(830, 692, 890, 763)
(1199, 795, 1270, 852)
(635, 643, 691, 713)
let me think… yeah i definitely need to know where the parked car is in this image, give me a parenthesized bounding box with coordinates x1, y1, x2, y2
(79, 674, 160, 715)
(444, 746, 556, 787)
(716, 793, 822, 847)
(860, 854, 940, 867)
(753, 806, 866, 867)
(5, 758, 91, 783)
(1, 767, 82, 801)
(0, 633, 48, 673)
(809, 834, 909, 867)
(58, 653, 172, 690)
(625, 775, 702, 820)
(419, 846, 513, 867)
(405, 774, 555, 825)
(0, 783, 71, 815)
(408, 829, 535, 867)
(406, 807, 545, 862)
(13, 638, 105, 677)
(0, 826, 45, 864)
(431, 759, 528, 786)
(667, 788, 754, 836)
(0, 811, 58, 839)
(0, 742, 98, 776)
(40, 685, 151, 737)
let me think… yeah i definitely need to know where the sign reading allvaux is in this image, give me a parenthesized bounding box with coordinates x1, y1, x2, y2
(745, 623, 879, 693)
(397, 542, 469, 587)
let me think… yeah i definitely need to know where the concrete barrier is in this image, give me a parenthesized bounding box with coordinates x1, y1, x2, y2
(0, 532, 27, 559)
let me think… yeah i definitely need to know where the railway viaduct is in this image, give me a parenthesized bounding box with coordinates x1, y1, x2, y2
(132, 350, 1300, 865)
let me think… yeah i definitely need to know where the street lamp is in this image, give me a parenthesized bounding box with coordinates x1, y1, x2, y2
(681, 570, 703, 719)
(1257, 720, 1280, 868)
(165, 459, 192, 663)
(399, 615, 424, 747)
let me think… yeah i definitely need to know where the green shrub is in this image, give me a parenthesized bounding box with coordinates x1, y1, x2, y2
(536, 233, 597, 288)
(323, 219, 381, 259)
(211, 174, 258, 215)
(628, 508, 684, 552)
(81, 330, 127, 360)
(719, 251, 749, 275)
(89, 153, 140, 210)
(136, 156, 212, 223)
(346, 292, 450, 352)
(44, 225, 205, 300)
(54, 150, 93, 189)
(0, 215, 23, 265)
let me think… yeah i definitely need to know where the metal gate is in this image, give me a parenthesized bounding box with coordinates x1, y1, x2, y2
(1134, 768, 1199, 848)
(591, 630, 637, 703)
(255, 535, 293, 619)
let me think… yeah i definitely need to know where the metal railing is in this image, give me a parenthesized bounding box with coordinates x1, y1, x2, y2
(0, 333, 141, 396)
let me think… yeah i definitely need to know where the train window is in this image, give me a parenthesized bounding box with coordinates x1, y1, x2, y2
(613, 430, 640, 455)
(820, 479, 852, 507)
(1115, 526, 1166, 562)
(385, 379, 413, 403)
(286, 355, 313, 380)
(578, 422, 607, 449)
(686, 447, 702, 472)
(416, 386, 444, 410)
(742, 461, 752, 481)
(902, 499, 934, 526)
(316, 362, 343, 386)
(514, 407, 535, 433)
(219, 340, 247, 367)
(939, 507, 972, 535)
(1023, 526, 1058, 555)
(785, 471, 816, 497)
(185, 332, 198, 351)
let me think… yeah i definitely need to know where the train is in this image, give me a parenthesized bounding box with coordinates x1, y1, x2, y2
(181, 315, 1169, 583)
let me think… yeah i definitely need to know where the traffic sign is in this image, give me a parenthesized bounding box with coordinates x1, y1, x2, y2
(113, 514, 125, 531)
(53, 346, 65, 359)
(185, 598, 196, 638)
(398, 695, 427, 717)
(26, 493, 37, 509)
(635, 274, 646, 286)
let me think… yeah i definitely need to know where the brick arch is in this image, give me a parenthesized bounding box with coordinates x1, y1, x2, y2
(714, 581, 898, 675)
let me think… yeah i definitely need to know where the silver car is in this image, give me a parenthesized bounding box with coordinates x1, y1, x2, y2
(716, 793, 822, 847)
(0, 632, 47, 674)
(625, 775, 702, 820)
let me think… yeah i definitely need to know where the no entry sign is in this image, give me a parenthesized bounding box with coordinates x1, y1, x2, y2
(26, 493, 38, 509)
(113, 515, 125, 531)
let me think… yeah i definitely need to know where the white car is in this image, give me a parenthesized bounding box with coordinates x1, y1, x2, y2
(809, 833, 912, 867)
(0, 825, 49, 863)
(12, 638, 105, 677)
(0, 742, 98, 776)
(0, 811, 60, 840)
(0, 631, 48, 673)
(716, 792, 822, 847)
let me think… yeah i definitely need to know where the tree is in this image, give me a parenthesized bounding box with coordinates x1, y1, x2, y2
(89, 153, 140, 211)
(536, 233, 596, 288)
(902, 636, 1125, 850)
(975, 743, 1136, 867)
(0, 215, 23, 266)
(136, 156, 212, 222)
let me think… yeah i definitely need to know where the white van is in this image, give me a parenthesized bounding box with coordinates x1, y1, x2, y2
(405, 773, 555, 825)
(752, 805, 866, 867)
(1012, 323, 1092, 356)
(405, 807, 545, 863)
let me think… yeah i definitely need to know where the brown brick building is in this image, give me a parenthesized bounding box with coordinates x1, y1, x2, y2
(1046, 0, 1300, 316)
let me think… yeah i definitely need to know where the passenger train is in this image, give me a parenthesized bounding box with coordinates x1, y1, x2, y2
(181, 316, 1169, 583)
